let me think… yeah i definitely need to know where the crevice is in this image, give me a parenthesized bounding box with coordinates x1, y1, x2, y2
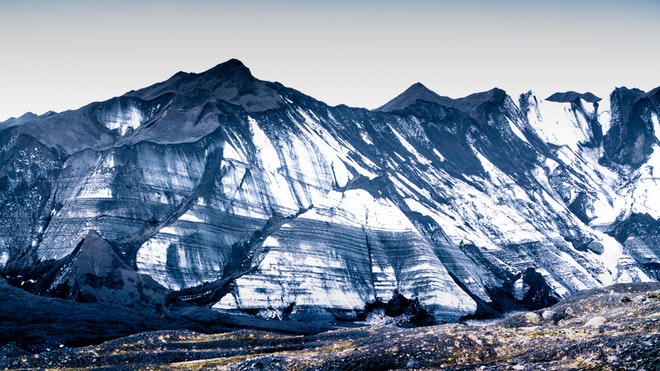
(362, 226, 378, 302)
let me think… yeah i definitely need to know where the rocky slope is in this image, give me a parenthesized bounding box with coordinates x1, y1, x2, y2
(0, 59, 659, 335)
(0, 272, 327, 352)
(2, 282, 658, 370)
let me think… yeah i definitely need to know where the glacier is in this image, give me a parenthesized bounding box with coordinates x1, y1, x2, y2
(1, 58, 659, 326)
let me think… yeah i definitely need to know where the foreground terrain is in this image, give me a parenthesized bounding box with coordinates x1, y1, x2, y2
(2, 282, 658, 370)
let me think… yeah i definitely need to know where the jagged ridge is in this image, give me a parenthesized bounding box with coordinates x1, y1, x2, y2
(1, 59, 659, 344)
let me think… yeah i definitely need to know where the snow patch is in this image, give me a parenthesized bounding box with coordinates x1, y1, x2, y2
(104, 106, 143, 135)
(222, 142, 247, 164)
(103, 153, 115, 168)
(626, 144, 660, 218)
(360, 131, 374, 145)
(543, 157, 560, 173)
(588, 231, 623, 284)
(432, 148, 445, 162)
(652, 113, 660, 140)
(589, 197, 622, 227)
(212, 293, 238, 310)
(262, 236, 279, 247)
(507, 117, 530, 144)
(525, 95, 592, 148)
(179, 211, 204, 223)
(248, 116, 281, 173)
(392, 173, 432, 200)
(160, 226, 178, 235)
(389, 125, 431, 164)
(331, 157, 351, 188)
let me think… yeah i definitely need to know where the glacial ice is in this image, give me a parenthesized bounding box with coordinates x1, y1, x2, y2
(2, 61, 659, 323)
(102, 105, 144, 135)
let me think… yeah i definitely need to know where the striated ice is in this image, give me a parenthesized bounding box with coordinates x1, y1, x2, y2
(0, 251, 8, 267)
(248, 117, 281, 174)
(627, 144, 660, 218)
(3, 60, 659, 324)
(103, 105, 144, 135)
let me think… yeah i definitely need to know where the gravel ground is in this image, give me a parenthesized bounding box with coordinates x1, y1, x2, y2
(1, 283, 659, 370)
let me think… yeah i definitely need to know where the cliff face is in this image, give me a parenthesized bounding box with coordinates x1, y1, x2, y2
(1, 59, 659, 324)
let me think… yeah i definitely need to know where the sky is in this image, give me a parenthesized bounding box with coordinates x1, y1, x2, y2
(1, 0, 659, 121)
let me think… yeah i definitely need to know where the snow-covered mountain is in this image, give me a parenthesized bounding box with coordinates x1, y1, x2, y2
(1, 59, 659, 324)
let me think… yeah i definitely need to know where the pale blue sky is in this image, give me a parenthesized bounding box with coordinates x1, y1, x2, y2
(1, 0, 659, 121)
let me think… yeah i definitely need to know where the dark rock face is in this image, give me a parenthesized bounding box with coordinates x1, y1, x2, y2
(546, 91, 601, 103)
(520, 268, 561, 310)
(29, 230, 169, 308)
(375, 82, 456, 112)
(0, 59, 659, 344)
(609, 213, 660, 280)
(603, 87, 660, 167)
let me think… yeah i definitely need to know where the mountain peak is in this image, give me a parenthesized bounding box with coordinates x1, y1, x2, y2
(376, 82, 451, 112)
(224, 58, 248, 68)
(207, 58, 250, 72)
(454, 87, 508, 108)
(408, 82, 432, 91)
(546, 91, 601, 103)
(201, 58, 254, 83)
(377, 85, 511, 114)
(126, 58, 284, 113)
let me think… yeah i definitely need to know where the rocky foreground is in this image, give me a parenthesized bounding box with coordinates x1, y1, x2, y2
(1, 283, 658, 370)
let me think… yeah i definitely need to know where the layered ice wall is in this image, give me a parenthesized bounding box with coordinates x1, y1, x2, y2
(1, 59, 659, 321)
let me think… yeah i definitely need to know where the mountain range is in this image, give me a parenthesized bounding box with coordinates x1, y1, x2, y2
(1, 59, 659, 344)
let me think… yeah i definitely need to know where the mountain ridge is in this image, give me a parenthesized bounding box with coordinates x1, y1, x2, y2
(1, 59, 659, 347)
